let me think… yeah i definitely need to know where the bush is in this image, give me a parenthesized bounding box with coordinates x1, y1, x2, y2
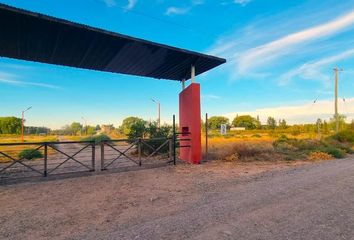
(308, 151, 333, 161)
(82, 134, 111, 144)
(329, 130, 354, 143)
(251, 134, 262, 138)
(141, 123, 172, 155)
(19, 149, 43, 160)
(322, 147, 346, 158)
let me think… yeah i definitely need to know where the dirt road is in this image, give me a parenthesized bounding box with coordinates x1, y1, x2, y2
(1, 158, 353, 239)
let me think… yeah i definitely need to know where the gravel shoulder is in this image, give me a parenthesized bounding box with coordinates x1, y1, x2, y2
(1, 158, 354, 240)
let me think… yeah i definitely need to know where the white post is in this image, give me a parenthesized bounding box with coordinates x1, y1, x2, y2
(191, 65, 195, 83)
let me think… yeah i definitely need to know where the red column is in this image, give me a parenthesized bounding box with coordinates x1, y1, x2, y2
(179, 83, 201, 164)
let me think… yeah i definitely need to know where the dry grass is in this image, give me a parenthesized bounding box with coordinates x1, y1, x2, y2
(0, 135, 58, 143)
(307, 151, 333, 161)
(204, 132, 352, 163)
(205, 138, 281, 162)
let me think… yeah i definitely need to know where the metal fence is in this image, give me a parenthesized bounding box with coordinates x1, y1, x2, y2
(101, 138, 174, 170)
(0, 141, 95, 179)
(0, 137, 177, 180)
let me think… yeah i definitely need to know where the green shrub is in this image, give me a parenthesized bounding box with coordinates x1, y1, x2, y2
(329, 130, 354, 143)
(19, 149, 43, 160)
(322, 147, 346, 158)
(82, 134, 111, 144)
(251, 134, 262, 138)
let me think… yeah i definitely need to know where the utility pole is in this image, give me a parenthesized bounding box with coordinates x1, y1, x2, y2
(334, 67, 343, 133)
(151, 98, 160, 127)
(21, 106, 32, 142)
(81, 117, 87, 135)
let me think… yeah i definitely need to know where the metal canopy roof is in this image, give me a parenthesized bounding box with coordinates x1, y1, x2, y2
(0, 4, 226, 81)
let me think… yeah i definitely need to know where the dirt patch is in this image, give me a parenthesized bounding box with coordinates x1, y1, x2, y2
(0, 159, 319, 239)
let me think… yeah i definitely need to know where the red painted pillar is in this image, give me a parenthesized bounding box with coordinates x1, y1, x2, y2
(179, 83, 201, 164)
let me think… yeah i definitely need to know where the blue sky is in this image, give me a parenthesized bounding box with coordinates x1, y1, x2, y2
(1, 0, 354, 128)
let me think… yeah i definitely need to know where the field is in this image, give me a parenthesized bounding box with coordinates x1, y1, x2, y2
(1, 157, 354, 239)
(1, 130, 353, 164)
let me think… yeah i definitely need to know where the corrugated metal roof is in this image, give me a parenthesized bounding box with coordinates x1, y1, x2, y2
(0, 3, 226, 81)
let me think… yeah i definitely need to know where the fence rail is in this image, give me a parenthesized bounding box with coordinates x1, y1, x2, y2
(0, 141, 95, 179)
(0, 137, 178, 180)
(100, 138, 174, 170)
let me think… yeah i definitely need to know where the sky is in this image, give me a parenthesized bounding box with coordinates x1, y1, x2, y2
(1, 0, 354, 129)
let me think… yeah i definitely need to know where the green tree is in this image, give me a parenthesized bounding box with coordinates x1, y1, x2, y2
(232, 115, 257, 130)
(279, 119, 287, 129)
(70, 122, 83, 135)
(266, 117, 277, 130)
(323, 120, 329, 134)
(0, 117, 22, 134)
(127, 119, 147, 139)
(120, 117, 145, 135)
(329, 114, 347, 131)
(86, 126, 96, 135)
(208, 116, 229, 130)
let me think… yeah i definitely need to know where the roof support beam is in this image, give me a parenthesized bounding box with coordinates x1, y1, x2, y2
(191, 65, 196, 83)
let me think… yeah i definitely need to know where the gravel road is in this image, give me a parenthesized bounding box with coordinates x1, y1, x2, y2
(1, 158, 354, 240)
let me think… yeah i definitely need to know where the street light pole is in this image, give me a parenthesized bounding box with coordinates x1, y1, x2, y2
(81, 117, 88, 135)
(334, 67, 343, 133)
(21, 106, 32, 142)
(151, 98, 160, 128)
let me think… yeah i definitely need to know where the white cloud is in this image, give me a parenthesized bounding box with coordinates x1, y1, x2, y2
(125, 0, 137, 10)
(165, 7, 190, 16)
(102, 0, 116, 7)
(165, 0, 204, 16)
(0, 71, 61, 89)
(234, 0, 251, 6)
(279, 49, 354, 86)
(223, 98, 354, 124)
(237, 10, 354, 74)
(202, 94, 221, 100)
(192, 0, 204, 5)
(208, 9, 354, 78)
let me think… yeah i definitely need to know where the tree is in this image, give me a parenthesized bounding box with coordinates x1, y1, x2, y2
(120, 117, 145, 135)
(86, 126, 96, 135)
(329, 114, 347, 131)
(279, 119, 287, 129)
(70, 122, 83, 135)
(232, 115, 257, 130)
(266, 117, 277, 130)
(0, 117, 22, 134)
(208, 116, 229, 130)
(323, 120, 329, 134)
(127, 119, 147, 139)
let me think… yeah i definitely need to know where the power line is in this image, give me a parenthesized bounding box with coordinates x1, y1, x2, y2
(96, 0, 218, 38)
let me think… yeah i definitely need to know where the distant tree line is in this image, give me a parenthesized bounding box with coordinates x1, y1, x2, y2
(25, 126, 50, 135)
(206, 114, 352, 133)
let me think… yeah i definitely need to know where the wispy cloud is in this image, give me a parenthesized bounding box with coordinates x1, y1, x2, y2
(0, 71, 61, 89)
(234, 0, 251, 6)
(237, 10, 354, 74)
(202, 94, 221, 100)
(125, 0, 137, 10)
(102, 0, 116, 7)
(165, 6, 190, 16)
(165, 0, 204, 16)
(208, 9, 354, 78)
(102, 0, 137, 10)
(224, 98, 354, 124)
(279, 49, 354, 86)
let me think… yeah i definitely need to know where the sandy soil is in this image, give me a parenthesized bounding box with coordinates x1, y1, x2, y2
(0, 159, 346, 240)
